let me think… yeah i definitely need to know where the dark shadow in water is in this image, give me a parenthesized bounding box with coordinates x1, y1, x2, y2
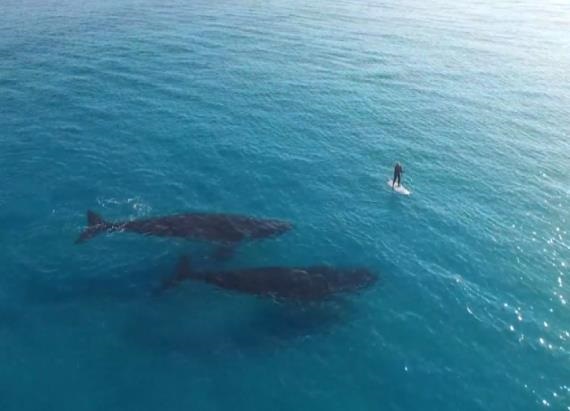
(124, 295, 358, 357)
(21, 255, 377, 356)
(229, 299, 351, 349)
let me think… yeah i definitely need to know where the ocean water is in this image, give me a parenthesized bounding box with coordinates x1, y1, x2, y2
(1, 0, 569, 409)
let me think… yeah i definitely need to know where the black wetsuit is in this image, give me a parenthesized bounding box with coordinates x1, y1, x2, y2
(393, 164, 403, 186)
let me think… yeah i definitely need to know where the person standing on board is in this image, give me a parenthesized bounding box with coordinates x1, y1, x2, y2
(392, 162, 403, 188)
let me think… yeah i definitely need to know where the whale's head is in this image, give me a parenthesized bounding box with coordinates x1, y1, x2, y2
(324, 267, 377, 293)
(348, 268, 378, 289)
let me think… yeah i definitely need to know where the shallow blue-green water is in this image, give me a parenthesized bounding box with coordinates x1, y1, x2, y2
(1, 0, 569, 409)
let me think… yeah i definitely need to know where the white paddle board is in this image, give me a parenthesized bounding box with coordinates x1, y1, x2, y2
(387, 180, 411, 196)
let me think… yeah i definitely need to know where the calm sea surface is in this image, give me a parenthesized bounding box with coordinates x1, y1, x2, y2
(1, 0, 569, 409)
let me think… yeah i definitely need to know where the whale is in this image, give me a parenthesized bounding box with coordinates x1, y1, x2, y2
(160, 257, 377, 301)
(76, 210, 292, 247)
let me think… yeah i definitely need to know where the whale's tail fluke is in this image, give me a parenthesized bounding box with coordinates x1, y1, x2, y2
(76, 210, 111, 244)
(158, 256, 195, 292)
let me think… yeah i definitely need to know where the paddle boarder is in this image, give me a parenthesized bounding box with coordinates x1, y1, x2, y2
(392, 162, 403, 188)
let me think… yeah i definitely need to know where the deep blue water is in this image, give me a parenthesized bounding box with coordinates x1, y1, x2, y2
(1, 0, 569, 409)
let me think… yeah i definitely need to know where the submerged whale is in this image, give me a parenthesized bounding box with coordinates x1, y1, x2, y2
(160, 257, 377, 301)
(76, 210, 292, 245)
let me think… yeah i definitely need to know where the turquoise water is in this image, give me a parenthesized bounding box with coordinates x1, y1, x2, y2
(1, 0, 569, 409)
